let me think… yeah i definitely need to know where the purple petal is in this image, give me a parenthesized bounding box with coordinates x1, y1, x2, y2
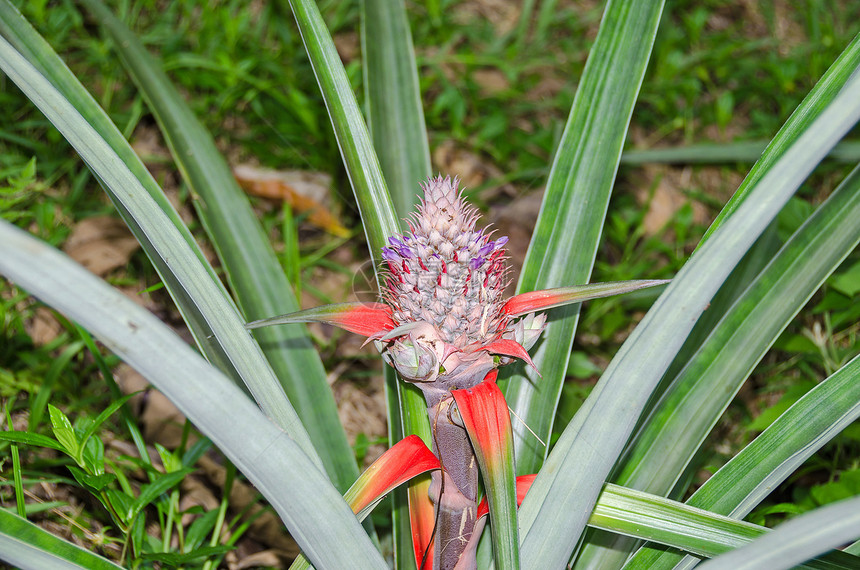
(494, 236, 509, 248)
(382, 247, 399, 262)
(478, 241, 495, 257)
(388, 236, 404, 247)
(470, 256, 485, 270)
(398, 246, 414, 259)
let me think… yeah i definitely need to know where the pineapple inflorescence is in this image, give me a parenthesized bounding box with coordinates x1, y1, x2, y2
(376, 176, 544, 390)
(381, 176, 510, 347)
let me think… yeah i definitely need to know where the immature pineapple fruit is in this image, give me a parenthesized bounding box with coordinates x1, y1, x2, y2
(377, 176, 543, 392)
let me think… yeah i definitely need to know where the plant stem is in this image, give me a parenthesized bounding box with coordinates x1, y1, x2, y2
(427, 398, 479, 570)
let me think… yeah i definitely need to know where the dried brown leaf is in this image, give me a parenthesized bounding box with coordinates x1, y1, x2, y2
(25, 306, 64, 347)
(233, 165, 349, 237)
(634, 165, 716, 236)
(62, 216, 139, 277)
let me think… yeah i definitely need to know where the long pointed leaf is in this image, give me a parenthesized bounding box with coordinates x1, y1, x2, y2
(518, 55, 860, 570)
(0, 34, 322, 468)
(623, 354, 860, 570)
(78, 0, 358, 492)
(697, 496, 860, 570)
(0, 221, 386, 569)
(502, 280, 668, 317)
(360, 2, 434, 567)
(619, 139, 860, 165)
(0, 0, 237, 381)
(499, 0, 666, 478)
(590, 485, 858, 569)
(286, 0, 398, 259)
(344, 435, 440, 521)
(0, 509, 124, 570)
(407, 475, 435, 570)
(362, 0, 430, 217)
(581, 156, 860, 569)
(245, 302, 395, 336)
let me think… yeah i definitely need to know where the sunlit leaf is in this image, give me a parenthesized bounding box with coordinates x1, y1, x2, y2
(452, 380, 519, 569)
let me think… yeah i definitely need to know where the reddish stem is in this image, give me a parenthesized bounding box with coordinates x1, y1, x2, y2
(426, 398, 479, 570)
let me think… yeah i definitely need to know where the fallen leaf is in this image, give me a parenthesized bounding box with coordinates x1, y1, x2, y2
(179, 475, 220, 526)
(473, 68, 509, 96)
(233, 550, 282, 570)
(25, 306, 64, 347)
(432, 140, 517, 200)
(115, 364, 185, 448)
(490, 187, 544, 293)
(62, 216, 140, 277)
(333, 32, 359, 63)
(634, 165, 712, 236)
(453, 0, 521, 35)
(233, 165, 349, 237)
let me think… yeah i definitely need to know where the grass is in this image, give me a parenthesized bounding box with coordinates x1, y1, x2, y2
(1, 0, 859, 566)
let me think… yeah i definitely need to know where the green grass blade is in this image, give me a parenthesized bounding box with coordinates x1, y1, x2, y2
(0, 431, 65, 453)
(287, 0, 399, 259)
(10, 444, 25, 517)
(0, 221, 386, 569)
(623, 354, 860, 570)
(29, 340, 84, 431)
(77, 393, 136, 462)
(696, 496, 860, 570)
(499, 0, 665, 477)
(79, 0, 357, 492)
(0, 509, 124, 570)
(360, 2, 432, 566)
(129, 469, 193, 521)
(361, 0, 430, 217)
(518, 60, 860, 570)
(0, 0, 237, 381)
(0, 34, 321, 468)
(579, 159, 860, 568)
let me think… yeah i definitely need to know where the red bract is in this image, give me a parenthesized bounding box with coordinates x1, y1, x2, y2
(477, 474, 537, 519)
(452, 380, 514, 463)
(344, 435, 440, 520)
(408, 476, 435, 570)
(450, 379, 519, 568)
(503, 280, 671, 318)
(246, 302, 394, 337)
